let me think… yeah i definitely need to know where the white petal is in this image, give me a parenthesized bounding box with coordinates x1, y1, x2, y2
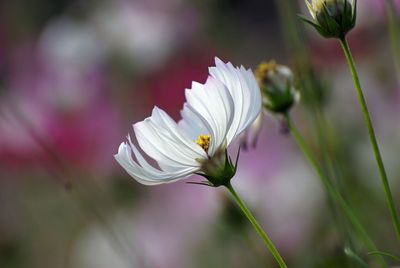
(151, 107, 207, 158)
(182, 76, 234, 156)
(134, 123, 187, 170)
(114, 142, 199, 185)
(179, 102, 217, 154)
(209, 57, 262, 146)
(178, 103, 210, 141)
(134, 118, 200, 171)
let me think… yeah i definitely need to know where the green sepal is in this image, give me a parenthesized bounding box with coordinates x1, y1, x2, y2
(195, 148, 240, 187)
(298, 14, 330, 37)
(352, 0, 357, 27)
(186, 181, 213, 187)
(320, 3, 342, 37)
(263, 82, 297, 114)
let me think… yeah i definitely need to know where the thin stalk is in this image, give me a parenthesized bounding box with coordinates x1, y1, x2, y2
(275, 0, 358, 250)
(339, 37, 400, 242)
(368, 251, 400, 262)
(286, 115, 387, 268)
(225, 182, 288, 268)
(385, 0, 400, 77)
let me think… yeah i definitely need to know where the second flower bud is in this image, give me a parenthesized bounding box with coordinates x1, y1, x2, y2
(256, 61, 299, 115)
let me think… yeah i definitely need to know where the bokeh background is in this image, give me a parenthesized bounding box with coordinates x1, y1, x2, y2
(0, 0, 399, 267)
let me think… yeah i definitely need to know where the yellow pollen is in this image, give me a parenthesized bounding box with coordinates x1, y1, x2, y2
(256, 60, 277, 84)
(196, 135, 211, 152)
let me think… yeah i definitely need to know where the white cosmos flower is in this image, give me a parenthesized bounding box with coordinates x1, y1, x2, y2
(114, 57, 262, 185)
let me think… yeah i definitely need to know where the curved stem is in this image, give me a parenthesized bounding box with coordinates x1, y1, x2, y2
(340, 37, 400, 242)
(225, 182, 288, 268)
(286, 115, 387, 268)
(368, 251, 400, 262)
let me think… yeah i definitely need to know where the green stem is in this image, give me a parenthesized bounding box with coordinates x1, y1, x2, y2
(340, 37, 400, 242)
(385, 0, 400, 77)
(286, 115, 387, 268)
(225, 182, 288, 268)
(368, 251, 400, 262)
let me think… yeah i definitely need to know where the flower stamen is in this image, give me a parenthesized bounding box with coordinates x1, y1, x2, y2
(196, 135, 211, 152)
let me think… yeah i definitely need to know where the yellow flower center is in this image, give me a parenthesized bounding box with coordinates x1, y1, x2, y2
(255, 60, 277, 84)
(196, 135, 211, 152)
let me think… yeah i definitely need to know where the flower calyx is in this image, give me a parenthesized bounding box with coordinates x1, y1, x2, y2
(193, 147, 240, 187)
(300, 0, 357, 39)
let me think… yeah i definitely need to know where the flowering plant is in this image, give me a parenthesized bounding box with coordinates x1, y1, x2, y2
(115, 58, 261, 187)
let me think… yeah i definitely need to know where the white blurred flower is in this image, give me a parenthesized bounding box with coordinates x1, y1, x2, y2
(39, 1, 200, 73)
(39, 17, 105, 72)
(91, 1, 178, 70)
(71, 184, 220, 268)
(38, 17, 107, 111)
(115, 57, 262, 186)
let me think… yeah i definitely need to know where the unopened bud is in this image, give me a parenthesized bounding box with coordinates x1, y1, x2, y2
(302, 0, 357, 39)
(255, 61, 300, 114)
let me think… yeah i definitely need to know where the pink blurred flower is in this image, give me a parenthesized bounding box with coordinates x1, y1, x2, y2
(364, 0, 400, 17)
(0, 44, 122, 176)
(146, 52, 215, 120)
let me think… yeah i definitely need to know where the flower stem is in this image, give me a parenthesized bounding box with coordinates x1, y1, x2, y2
(285, 115, 387, 268)
(225, 182, 288, 268)
(385, 0, 400, 77)
(339, 37, 400, 242)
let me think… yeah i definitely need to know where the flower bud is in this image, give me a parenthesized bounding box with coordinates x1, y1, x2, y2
(302, 0, 357, 39)
(255, 61, 300, 115)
